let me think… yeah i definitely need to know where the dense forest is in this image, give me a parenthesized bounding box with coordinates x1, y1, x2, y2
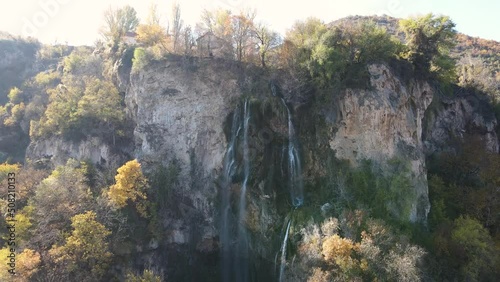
(0, 4, 499, 282)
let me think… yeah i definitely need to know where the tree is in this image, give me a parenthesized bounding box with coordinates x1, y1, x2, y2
(231, 10, 256, 62)
(399, 14, 457, 81)
(34, 76, 84, 137)
(286, 17, 327, 49)
(126, 269, 163, 282)
(322, 234, 359, 271)
(253, 23, 280, 67)
(8, 87, 23, 104)
(171, 3, 184, 53)
(33, 75, 126, 141)
(30, 159, 93, 249)
(136, 4, 168, 49)
(108, 160, 149, 217)
(280, 17, 327, 76)
(290, 215, 425, 281)
(450, 216, 498, 281)
(101, 5, 139, 48)
(74, 78, 125, 143)
(49, 211, 112, 281)
(182, 26, 194, 55)
(3, 102, 25, 127)
(0, 248, 41, 282)
(198, 9, 257, 61)
(136, 24, 168, 49)
(309, 20, 399, 89)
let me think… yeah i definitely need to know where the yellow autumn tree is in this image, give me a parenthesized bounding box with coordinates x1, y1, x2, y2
(0, 163, 20, 182)
(136, 24, 168, 48)
(0, 248, 41, 282)
(136, 3, 169, 52)
(322, 234, 360, 271)
(49, 211, 112, 281)
(108, 160, 149, 217)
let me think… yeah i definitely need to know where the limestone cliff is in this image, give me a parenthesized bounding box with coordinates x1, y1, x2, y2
(327, 64, 433, 221)
(423, 88, 499, 154)
(26, 136, 130, 169)
(125, 58, 243, 248)
(22, 56, 499, 279)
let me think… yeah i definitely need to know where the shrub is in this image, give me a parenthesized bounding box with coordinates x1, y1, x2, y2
(34, 71, 60, 87)
(7, 87, 23, 104)
(132, 48, 151, 72)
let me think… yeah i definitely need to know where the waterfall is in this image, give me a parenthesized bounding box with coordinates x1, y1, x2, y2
(236, 98, 251, 282)
(279, 217, 292, 282)
(220, 87, 305, 281)
(220, 98, 251, 282)
(221, 103, 241, 282)
(281, 98, 304, 207)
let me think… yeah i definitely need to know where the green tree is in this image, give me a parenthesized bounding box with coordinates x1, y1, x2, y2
(49, 211, 112, 281)
(35, 76, 84, 137)
(74, 78, 125, 143)
(7, 87, 23, 104)
(126, 269, 162, 282)
(279, 17, 327, 79)
(101, 5, 139, 48)
(132, 47, 150, 72)
(286, 17, 327, 49)
(399, 14, 457, 82)
(310, 20, 398, 89)
(450, 216, 498, 281)
(34, 70, 60, 87)
(253, 23, 280, 67)
(33, 75, 125, 141)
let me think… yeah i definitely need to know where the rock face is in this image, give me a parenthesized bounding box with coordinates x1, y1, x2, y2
(126, 59, 242, 248)
(329, 64, 434, 221)
(424, 90, 499, 154)
(22, 56, 499, 271)
(26, 136, 128, 169)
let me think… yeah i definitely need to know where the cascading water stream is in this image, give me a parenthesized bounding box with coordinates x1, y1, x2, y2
(281, 98, 304, 207)
(221, 104, 241, 282)
(236, 98, 251, 282)
(221, 85, 305, 281)
(279, 216, 292, 282)
(272, 83, 304, 281)
(220, 99, 251, 282)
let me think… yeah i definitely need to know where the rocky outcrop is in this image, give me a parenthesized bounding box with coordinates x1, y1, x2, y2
(26, 136, 128, 169)
(424, 90, 499, 154)
(328, 64, 434, 221)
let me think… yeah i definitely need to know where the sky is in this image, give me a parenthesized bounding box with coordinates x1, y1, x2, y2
(0, 0, 499, 45)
